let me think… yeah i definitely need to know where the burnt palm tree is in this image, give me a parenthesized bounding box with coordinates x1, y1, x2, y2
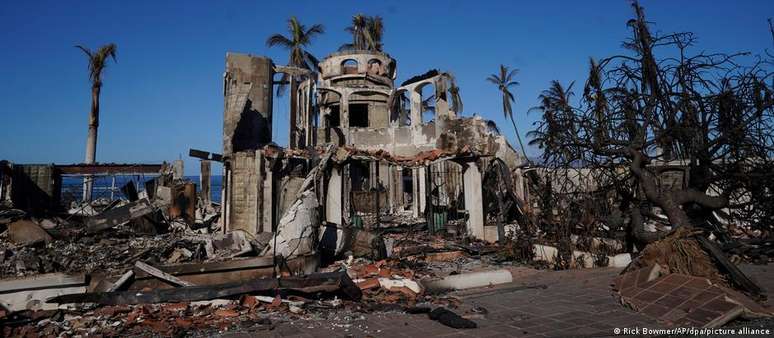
(75, 43, 117, 201)
(528, 80, 576, 163)
(365, 16, 384, 51)
(487, 64, 528, 160)
(266, 17, 324, 148)
(341, 14, 384, 51)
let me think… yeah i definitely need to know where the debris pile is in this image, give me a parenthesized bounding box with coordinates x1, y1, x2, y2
(613, 228, 773, 328)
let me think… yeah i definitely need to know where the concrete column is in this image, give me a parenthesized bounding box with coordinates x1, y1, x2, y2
(326, 165, 342, 225)
(369, 161, 377, 190)
(417, 167, 426, 213)
(173, 160, 184, 180)
(305, 81, 315, 148)
(436, 92, 450, 119)
(223, 164, 231, 232)
(200, 160, 211, 205)
(463, 162, 485, 240)
(340, 91, 350, 129)
(223, 53, 274, 155)
(410, 90, 422, 126)
(381, 163, 393, 212)
(262, 156, 274, 232)
(225, 151, 261, 235)
(255, 152, 264, 232)
(340, 90, 351, 145)
(412, 167, 420, 218)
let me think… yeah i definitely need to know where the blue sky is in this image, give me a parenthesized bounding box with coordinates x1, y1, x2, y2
(1, 0, 772, 174)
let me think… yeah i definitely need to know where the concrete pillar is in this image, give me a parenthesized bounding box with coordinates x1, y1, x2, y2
(225, 151, 261, 235)
(200, 160, 211, 205)
(326, 165, 342, 225)
(412, 167, 427, 217)
(223, 53, 274, 155)
(304, 81, 314, 148)
(223, 165, 231, 232)
(435, 81, 450, 118)
(411, 167, 419, 217)
(463, 162, 485, 240)
(262, 156, 274, 232)
(410, 90, 422, 126)
(340, 91, 350, 129)
(173, 160, 184, 180)
(380, 163, 393, 212)
(339, 90, 351, 145)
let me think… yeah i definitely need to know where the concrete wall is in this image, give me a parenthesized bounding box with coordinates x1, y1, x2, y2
(319, 50, 396, 81)
(278, 176, 305, 224)
(223, 53, 273, 155)
(226, 151, 261, 234)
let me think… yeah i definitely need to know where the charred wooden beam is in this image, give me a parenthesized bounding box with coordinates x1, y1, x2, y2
(47, 271, 361, 305)
(106, 270, 134, 292)
(695, 236, 765, 298)
(189, 149, 224, 162)
(134, 261, 195, 287)
(188, 149, 210, 160)
(85, 198, 155, 233)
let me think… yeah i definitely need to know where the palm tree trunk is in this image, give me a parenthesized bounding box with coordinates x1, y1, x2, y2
(83, 85, 100, 201)
(509, 116, 529, 164)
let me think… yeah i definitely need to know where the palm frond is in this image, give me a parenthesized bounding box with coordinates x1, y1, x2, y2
(486, 76, 502, 85)
(74, 45, 92, 58)
(267, 17, 324, 71)
(76, 43, 117, 86)
(266, 34, 293, 48)
(305, 24, 325, 39)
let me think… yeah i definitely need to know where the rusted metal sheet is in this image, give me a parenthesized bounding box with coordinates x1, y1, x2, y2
(168, 182, 196, 224)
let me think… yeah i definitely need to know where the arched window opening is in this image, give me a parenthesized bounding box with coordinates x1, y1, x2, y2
(419, 83, 436, 124)
(341, 59, 358, 75)
(367, 59, 382, 75)
(389, 90, 411, 127)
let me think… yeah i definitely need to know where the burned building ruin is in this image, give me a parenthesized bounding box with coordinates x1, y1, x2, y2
(221, 48, 526, 260)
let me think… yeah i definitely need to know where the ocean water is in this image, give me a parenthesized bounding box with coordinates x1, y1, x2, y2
(61, 175, 223, 204)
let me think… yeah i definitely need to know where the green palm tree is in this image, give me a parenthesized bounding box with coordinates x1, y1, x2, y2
(75, 43, 117, 201)
(266, 17, 324, 147)
(266, 17, 324, 71)
(487, 64, 528, 160)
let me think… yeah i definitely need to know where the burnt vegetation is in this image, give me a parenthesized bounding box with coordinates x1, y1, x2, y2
(527, 1, 774, 249)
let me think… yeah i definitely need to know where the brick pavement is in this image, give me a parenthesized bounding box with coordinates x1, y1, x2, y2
(220, 264, 773, 338)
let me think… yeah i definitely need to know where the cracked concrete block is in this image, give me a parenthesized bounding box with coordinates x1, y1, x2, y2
(608, 253, 632, 268)
(424, 269, 513, 292)
(8, 220, 52, 247)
